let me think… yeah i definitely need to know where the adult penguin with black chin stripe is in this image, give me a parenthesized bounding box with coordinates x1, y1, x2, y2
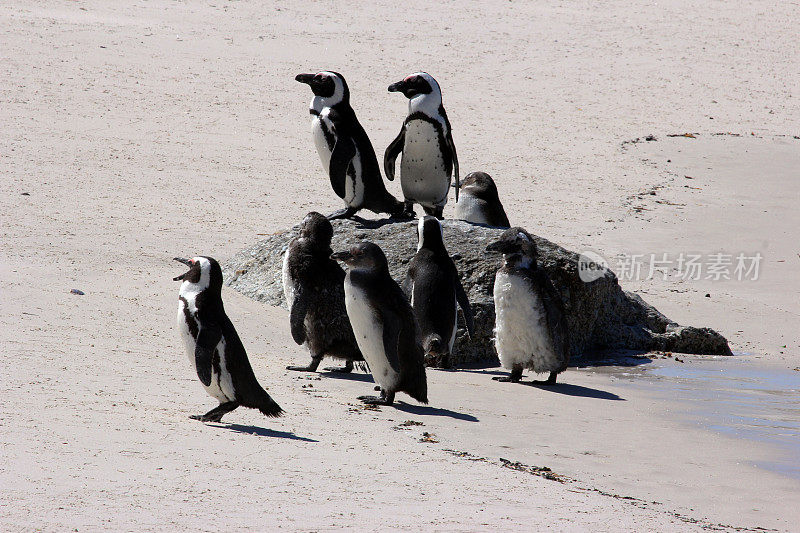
(331, 242, 428, 406)
(486, 229, 569, 384)
(174, 256, 283, 422)
(404, 216, 474, 369)
(295, 71, 406, 220)
(385, 72, 458, 220)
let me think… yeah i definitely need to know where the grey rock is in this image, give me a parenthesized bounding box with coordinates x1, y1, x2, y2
(222, 218, 732, 366)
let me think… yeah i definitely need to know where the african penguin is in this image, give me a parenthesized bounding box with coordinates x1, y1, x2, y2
(403, 216, 474, 368)
(385, 72, 458, 220)
(454, 171, 510, 228)
(282, 212, 364, 373)
(295, 71, 405, 220)
(485, 228, 569, 384)
(331, 242, 428, 405)
(174, 256, 283, 422)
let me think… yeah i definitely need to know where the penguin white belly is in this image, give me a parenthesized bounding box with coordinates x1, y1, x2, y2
(400, 120, 449, 207)
(311, 115, 333, 171)
(344, 283, 400, 390)
(493, 271, 559, 373)
(177, 296, 236, 403)
(454, 194, 490, 225)
(312, 112, 363, 208)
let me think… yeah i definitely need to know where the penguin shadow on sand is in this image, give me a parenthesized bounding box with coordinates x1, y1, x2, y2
(346, 215, 409, 230)
(391, 401, 479, 422)
(455, 368, 626, 401)
(210, 423, 319, 442)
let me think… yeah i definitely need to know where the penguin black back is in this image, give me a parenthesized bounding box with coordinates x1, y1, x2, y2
(405, 217, 474, 368)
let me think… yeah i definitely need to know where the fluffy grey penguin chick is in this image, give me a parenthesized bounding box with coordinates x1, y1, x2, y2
(282, 212, 364, 373)
(486, 229, 569, 384)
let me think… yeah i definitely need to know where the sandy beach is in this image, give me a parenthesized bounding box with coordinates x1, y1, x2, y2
(2, 1, 799, 531)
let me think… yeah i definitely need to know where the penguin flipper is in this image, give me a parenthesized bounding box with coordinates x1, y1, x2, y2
(455, 279, 475, 337)
(195, 324, 222, 387)
(379, 310, 403, 374)
(384, 127, 404, 181)
(446, 133, 460, 202)
(289, 287, 309, 345)
(329, 138, 356, 199)
(535, 272, 570, 370)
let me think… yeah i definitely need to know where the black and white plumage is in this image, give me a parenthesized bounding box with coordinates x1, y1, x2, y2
(404, 216, 474, 368)
(385, 72, 458, 220)
(453, 171, 510, 228)
(282, 212, 363, 373)
(485, 229, 569, 384)
(331, 242, 428, 406)
(296, 71, 405, 220)
(174, 256, 283, 421)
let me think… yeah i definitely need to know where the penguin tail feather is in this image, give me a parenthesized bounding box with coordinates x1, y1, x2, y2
(251, 389, 283, 418)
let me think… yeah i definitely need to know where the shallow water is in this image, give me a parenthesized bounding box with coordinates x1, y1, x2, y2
(590, 355, 800, 480)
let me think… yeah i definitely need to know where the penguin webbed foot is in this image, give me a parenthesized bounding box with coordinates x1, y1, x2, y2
(531, 372, 559, 386)
(358, 389, 395, 405)
(327, 207, 358, 220)
(286, 356, 322, 373)
(492, 365, 523, 383)
(190, 401, 239, 422)
(323, 360, 354, 373)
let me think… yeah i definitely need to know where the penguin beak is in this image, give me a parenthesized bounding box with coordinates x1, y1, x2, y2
(330, 250, 353, 262)
(387, 80, 405, 93)
(295, 73, 315, 85)
(173, 257, 192, 281)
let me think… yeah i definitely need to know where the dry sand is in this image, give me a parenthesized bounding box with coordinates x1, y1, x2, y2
(2, 1, 799, 531)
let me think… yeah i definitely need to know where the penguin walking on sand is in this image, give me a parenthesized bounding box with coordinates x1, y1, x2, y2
(282, 212, 364, 373)
(296, 71, 405, 220)
(331, 242, 428, 406)
(175, 256, 283, 422)
(404, 216, 474, 368)
(454, 171, 510, 228)
(485, 229, 569, 384)
(384, 72, 458, 219)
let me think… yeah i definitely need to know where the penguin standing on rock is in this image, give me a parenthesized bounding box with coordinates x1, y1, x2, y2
(296, 71, 405, 220)
(486, 229, 569, 384)
(174, 256, 283, 422)
(331, 242, 428, 406)
(454, 171, 510, 228)
(385, 72, 458, 219)
(404, 216, 474, 368)
(282, 212, 364, 373)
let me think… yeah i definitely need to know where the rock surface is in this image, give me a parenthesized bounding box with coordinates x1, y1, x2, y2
(222, 218, 732, 366)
